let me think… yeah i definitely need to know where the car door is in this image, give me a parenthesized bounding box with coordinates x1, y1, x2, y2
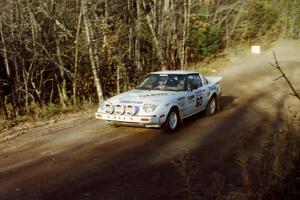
(185, 74, 205, 116)
(199, 75, 210, 109)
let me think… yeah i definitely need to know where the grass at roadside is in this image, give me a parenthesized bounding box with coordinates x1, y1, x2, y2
(0, 100, 98, 133)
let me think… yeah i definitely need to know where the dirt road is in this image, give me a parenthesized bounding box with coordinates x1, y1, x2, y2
(0, 41, 299, 200)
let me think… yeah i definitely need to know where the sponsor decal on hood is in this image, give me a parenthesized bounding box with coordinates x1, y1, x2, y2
(139, 92, 169, 98)
(119, 100, 143, 104)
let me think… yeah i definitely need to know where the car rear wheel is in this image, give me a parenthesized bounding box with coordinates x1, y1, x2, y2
(163, 108, 180, 133)
(205, 96, 217, 116)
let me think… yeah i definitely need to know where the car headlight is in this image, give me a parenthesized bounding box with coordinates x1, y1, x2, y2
(143, 104, 158, 113)
(125, 105, 136, 116)
(104, 104, 114, 114)
(115, 104, 125, 115)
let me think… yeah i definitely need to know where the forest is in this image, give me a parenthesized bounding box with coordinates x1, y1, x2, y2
(0, 0, 299, 121)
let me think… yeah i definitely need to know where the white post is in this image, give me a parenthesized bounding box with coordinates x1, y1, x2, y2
(251, 45, 261, 54)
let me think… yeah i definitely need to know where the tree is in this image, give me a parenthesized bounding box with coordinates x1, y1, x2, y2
(82, 0, 104, 104)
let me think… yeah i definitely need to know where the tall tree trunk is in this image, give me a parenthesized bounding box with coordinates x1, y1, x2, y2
(116, 64, 120, 94)
(55, 74, 65, 108)
(54, 24, 68, 107)
(102, 0, 108, 49)
(185, 0, 191, 68)
(73, 1, 83, 104)
(143, 0, 163, 69)
(82, 0, 103, 104)
(0, 20, 10, 78)
(135, 0, 142, 72)
(126, 0, 133, 90)
(163, 0, 170, 70)
(22, 69, 30, 112)
(180, 0, 189, 70)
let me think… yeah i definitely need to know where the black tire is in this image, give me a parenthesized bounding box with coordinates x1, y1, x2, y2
(205, 96, 217, 116)
(162, 108, 180, 133)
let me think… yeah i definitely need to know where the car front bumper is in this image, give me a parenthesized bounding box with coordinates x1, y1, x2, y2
(95, 112, 167, 128)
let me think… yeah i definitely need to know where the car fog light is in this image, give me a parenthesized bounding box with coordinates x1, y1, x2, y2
(126, 105, 136, 116)
(115, 104, 125, 115)
(104, 104, 114, 114)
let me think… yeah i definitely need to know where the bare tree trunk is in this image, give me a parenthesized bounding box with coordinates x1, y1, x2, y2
(128, 0, 133, 60)
(0, 20, 10, 78)
(82, 0, 103, 104)
(73, 1, 83, 104)
(163, 0, 170, 69)
(116, 64, 120, 94)
(135, 0, 142, 72)
(185, 0, 191, 68)
(22, 69, 30, 112)
(126, 0, 133, 90)
(143, 0, 163, 69)
(91, 13, 102, 73)
(54, 24, 68, 107)
(29, 11, 37, 55)
(170, 0, 176, 69)
(55, 74, 65, 107)
(50, 79, 54, 105)
(102, 0, 108, 49)
(180, 0, 190, 70)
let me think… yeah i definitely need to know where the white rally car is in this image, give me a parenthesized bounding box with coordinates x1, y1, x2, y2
(95, 70, 222, 132)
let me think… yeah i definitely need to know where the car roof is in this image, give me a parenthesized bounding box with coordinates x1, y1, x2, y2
(150, 70, 199, 75)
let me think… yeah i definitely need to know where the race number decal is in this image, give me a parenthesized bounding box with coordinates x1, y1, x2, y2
(196, 96, 203, 107)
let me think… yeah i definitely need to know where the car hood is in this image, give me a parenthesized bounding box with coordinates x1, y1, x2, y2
(107, 89, 180, 105)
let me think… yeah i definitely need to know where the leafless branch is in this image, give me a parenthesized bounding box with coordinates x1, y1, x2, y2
(271, 51, 300, 101)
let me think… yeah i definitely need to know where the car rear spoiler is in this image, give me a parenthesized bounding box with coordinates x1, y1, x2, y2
(205, 76, 223, 85)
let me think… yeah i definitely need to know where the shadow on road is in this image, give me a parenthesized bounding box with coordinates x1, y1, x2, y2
(219, 95, 237, 111)
(0, 91, 294, 200)
(182, 95, 236, 127)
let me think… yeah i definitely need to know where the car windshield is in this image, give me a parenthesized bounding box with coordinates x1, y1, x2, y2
(136, 74, 187, 91)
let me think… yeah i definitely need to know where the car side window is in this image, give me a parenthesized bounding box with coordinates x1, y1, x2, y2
(194, 75, 203, 87)
(187, 74, 202, 90)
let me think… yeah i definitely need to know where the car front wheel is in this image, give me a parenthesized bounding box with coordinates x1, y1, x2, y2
(163, 108, 180, 133)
